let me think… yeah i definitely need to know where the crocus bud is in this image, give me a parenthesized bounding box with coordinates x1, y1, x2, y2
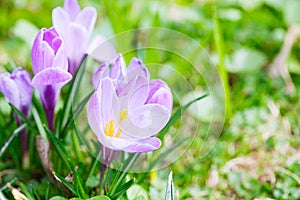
(0, 67, 32, 167)
(0, 67, 32, 120)
(52, 0, 97, 75)
(31, 27, 72, 130)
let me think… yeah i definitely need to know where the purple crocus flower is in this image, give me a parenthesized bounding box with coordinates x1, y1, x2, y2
(0, 67, 32, 164)
(87, 55, 173, 154)
(0, 67, 32, 119)
(52, 0, 97, 75)
(31, 27, 72, 131)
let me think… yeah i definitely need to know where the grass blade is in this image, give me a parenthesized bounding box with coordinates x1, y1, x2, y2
(44, 125, 87, 198)
(44, 125, 73, 171)
(61, 90, 93, 136)
(110, 179, 134, 200)
(0, 124, 26, 158)
(108, 153, 140, 197)
(58, 56, 87, 138)
(165, 171, 175, 200)
(32, 106, 48, 142)
(213, 7, 231, 120)
(9, 103, 34, 131)
(159, 94, 208, 139)
(149, 138, 187, 170)
(53, 172, 78, 195)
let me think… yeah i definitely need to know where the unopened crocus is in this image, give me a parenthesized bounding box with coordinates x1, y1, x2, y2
(87, 55, 173, 157)
(31, 27, 72, 131)
(0, 67, 32, 119)
(52, 0, 97, 75)
(0, 67, 32, 167)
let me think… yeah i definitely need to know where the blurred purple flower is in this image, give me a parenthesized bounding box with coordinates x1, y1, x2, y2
(52, 0, 97, 75)
(0, 67, 32, 161)
(87, 55, 173, 154)
(0, 67, 32, 121)
(31, 27, 72, 131)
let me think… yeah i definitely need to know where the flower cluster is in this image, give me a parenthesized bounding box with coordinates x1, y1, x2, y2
(0, 0, 173, 158)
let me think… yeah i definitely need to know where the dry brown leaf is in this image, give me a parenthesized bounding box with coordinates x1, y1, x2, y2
(36, 136, 73, 196)
(6, 183, 27, 200)
(222, 156, 259, 174)
(258, 168, 276, 185)
(206, 164, 219, 188)
(267, 25, 297, 94)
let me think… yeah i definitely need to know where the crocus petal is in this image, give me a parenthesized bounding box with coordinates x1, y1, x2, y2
(87, 92, 103, 136)
(65, 23, 89, 74)
(0, 73, 20, 109)
(52, 43, 68, 71)
(146, 80, 173, 112)
(110, 55, 126, 80)
(65, 24, 89, 54)
(43, 27, 59, 47)
(52, 7, 71, 39)
(127, 57, 149, 79)
(64, 0, 81, 20)
(117, 73, 149, 97)
(12, 68, 32, 113)
(87, 35, 118, 62)
(32, 32, 55, 74)
(121, 104, 171, 138)
(98, 134, 161, 152)
(31, 67, 72, 86)
(123, 137, 161, 153)
(99, 78, 119, 128)
(92, 63, 109, 89)
(75, 7, 97, 34)
(127, 83, 150, 111)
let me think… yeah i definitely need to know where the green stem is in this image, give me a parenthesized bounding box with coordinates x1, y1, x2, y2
(109, 153, 140, 196)
(213, 6, 232, 121)
(71, 130, 83, 162)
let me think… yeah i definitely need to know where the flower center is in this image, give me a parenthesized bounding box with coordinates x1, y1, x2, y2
(105, 110, 128, 138)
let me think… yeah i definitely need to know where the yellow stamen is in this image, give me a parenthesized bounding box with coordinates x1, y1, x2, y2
(104, 110, 128, 138)
(105, 120, 114, 137)
(115, 129, 123, 138)
(119, 110, 128, 123)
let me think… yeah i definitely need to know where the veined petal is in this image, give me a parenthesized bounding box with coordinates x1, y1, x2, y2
(32, 32, 55, 74)
(65, 23, 89, 74)
(128, 83, 150, 111)
(0, 73, 20, 109)
(52, 7, 71, 39)
(146, 80, 173, 112)
(97, 134, 161, 152)
(11, 68, 32, 111)
(110, 55, 126, 80)
(117, 74, 149, 97)
(43, 27, 59, 47)
(12, 67, 32, 86)
(31, 67, 72, 86)
(123, 137, 161, 152)
(121, 104, 171, 139)
(75, 7, 97, 34)
(92, 63, 109, 89)
(87, 92, 103, 137)
(127, 57, 149, 79)
(63, 0, 81, 20)
(52, 43, 68, 71)
(99, 78, 119, 127)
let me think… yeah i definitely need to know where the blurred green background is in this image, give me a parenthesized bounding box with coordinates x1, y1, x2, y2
(1, 0, 300, 199)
